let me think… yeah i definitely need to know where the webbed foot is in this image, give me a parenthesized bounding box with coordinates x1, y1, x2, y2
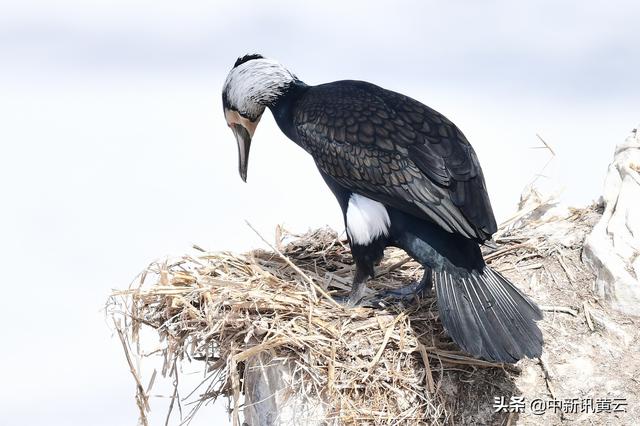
(374, 269, 433, 303)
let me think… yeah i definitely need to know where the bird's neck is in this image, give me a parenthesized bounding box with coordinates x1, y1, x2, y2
(269, 80, 309, 143)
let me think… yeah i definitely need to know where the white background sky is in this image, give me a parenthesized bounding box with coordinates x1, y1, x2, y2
(1, 1, 639, 425)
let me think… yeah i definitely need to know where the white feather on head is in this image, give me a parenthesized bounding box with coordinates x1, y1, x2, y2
(222, 56, 296, 119)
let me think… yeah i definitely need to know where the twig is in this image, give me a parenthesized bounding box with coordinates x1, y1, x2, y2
(275, 224, 284, 252)
(526, 134, 557, 187)
(417, 343, 435, 394)
(538, 357, 556, 400)
(328, 342, 336, 396)
(484, 243, 532, 262)
(583, 301, 595, 331)
(539, 305, 578, 317)
(423, 347, 520, 372)
(230, 355, 241, 426)
(367, 313, 406, 373)
(544, 264, 561, 289)
(113, 319, 150, 426)
(538, 356, 563, 420)
(555, 254, 575, 284)
(536, 133, 556, 156)
(164, 360, 180, 426)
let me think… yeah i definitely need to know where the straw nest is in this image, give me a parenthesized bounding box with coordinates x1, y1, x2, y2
(108, 193, 601, 426)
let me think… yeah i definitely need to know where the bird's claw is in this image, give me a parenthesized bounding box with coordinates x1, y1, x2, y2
(331, 293, 381, 308)
(373, 281, 433, 304)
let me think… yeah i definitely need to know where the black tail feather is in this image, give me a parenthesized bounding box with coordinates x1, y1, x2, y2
(435, 266, 543, 362)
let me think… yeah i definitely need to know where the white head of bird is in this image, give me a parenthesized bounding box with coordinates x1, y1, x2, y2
(222, 54, 296, 182)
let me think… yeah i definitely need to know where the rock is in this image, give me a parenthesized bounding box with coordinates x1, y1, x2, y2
(583, 126, 640, 315)
(242, 352, 326, 426)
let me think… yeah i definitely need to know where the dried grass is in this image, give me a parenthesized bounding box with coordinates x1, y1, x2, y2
(107, 197, 600, 426)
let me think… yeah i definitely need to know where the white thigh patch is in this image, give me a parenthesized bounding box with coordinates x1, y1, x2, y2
(346, 194, 390, 245)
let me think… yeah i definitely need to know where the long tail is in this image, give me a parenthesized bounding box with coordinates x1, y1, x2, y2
(434, 266, 543, 362)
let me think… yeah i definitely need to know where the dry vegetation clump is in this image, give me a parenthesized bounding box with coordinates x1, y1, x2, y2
(108, 197, 639, 425)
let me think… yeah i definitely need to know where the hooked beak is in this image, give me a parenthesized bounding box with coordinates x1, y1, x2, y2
(231, 123, 252, 182)
(224, 107, 262, 183)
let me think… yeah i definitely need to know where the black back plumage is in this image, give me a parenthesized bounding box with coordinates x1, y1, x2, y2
(293, 80, 497, 241)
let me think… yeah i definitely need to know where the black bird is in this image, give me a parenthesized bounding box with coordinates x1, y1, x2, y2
(222, 54, 543, 362)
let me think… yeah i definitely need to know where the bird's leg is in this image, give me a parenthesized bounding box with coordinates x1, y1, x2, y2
(332, 264, 372, 307)
(375, 267, 433, 301)
(346, 266, 370, 307)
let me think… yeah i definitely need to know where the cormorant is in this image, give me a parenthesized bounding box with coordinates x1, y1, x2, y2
(222, 54, 543, 362)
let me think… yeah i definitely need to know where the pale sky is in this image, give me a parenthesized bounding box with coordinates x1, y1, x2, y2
(1, 1, 639, 425)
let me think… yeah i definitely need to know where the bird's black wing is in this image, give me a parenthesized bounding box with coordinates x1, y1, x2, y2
(294, 80, 497, 241)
